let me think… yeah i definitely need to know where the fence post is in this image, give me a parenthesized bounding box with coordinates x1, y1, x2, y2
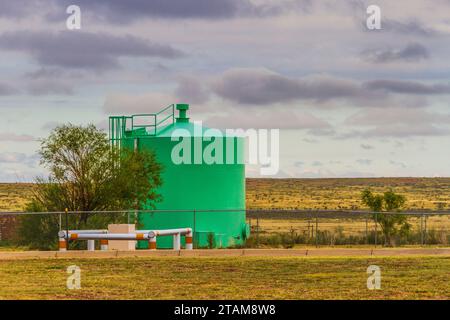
(424, 215, 427, 245)
(374, 212, 378, 248)
(365, 215, 368, 244)
(65, 208, 69, 250)
(256, 217, 260, 248)
(307, 219, 310, 238)
(420, 214, 424, 246)
(315, 212, 318, 248)
(193, 209, 196, 248)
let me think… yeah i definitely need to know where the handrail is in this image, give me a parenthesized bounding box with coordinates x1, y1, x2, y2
(156, 113, 173, 126)
(155, 104, 174, 115)
(109, 104, 175, 139)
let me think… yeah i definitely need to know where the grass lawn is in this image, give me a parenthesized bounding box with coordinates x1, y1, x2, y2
(0, 256, 448, 299)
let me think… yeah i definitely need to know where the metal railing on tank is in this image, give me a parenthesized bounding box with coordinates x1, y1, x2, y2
(109, 115, 132, 149)
(109, 104, 175, 144)
(131, 104, 175, 136)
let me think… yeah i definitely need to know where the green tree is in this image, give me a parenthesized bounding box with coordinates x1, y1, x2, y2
(361, 189, 410, 246)
(18, 124, 163, 249)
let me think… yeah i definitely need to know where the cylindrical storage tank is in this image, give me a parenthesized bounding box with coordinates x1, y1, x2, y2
(114, 104, 247, 249)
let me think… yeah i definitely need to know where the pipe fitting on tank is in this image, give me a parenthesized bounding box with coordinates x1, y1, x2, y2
(176, 104, 189, 123)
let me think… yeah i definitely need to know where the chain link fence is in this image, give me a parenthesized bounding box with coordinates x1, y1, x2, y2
(0, 209, 449, 249)
(246, 210, 450, 248)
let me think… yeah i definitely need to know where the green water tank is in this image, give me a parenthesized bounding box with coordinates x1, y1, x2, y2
(109, 104, 248, 248)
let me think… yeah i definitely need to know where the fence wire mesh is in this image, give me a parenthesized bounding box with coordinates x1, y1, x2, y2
(246, 210, 450, 247)
(0, 209, 449, 249)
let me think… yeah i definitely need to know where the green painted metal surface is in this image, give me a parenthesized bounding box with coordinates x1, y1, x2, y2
(109, 104, 247, 248)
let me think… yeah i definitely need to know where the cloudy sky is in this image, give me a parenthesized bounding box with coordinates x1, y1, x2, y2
(0, 0, 449, 181)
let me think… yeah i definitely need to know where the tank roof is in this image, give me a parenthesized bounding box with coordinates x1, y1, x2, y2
(152, 121, 211, 137)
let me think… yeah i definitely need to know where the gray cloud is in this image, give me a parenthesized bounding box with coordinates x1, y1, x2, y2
(103, 92, 176, 114)
(364, 80, 450, 95)
(0, 82, 17, 95)
(302, 138, 319, 143)
(22, 68, 86, 96)
(362, 43, 429, 63)
(211, 68, 450, 106)
(337, 124, 448, 138)
(0, 152, 27, 163)
(25, 77, 75, 96)
(24, 68, 72, 80)
(211, 68, 365, 105)
(389, 160, 407, 168)
(343, 108, 450, 138)
(382, 19, 437, 37)
(43, 0, 311, 23)
(307, 128, 336, 136)
(0, 153, 40, 171)
(294, 161, 304, 167)
(346, 108, 450, 126)
(0, 0, 45, 18)
(42, 121, 62, 131)
(363, 124, 448, 137)
(174, 76, 210, 104)
(394, 141, 404, 148)
(0, 68, 82, 97)
(356, 159, 372, 165)
(0, 133, 35, 142)
(0, 31, 185, 71)
(50, 0, 242, 22)
(206, 108, 332, 129)
(360, 144, 374, 150)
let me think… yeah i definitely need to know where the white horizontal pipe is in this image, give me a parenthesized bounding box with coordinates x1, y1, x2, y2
(70, 233, 151, 240)
(139, 228, 192, 237)
(60, 228, 192, 239)
(58, 227, 194, 251)
(70, 229, 108, 234)
(58, 230, 107, 238)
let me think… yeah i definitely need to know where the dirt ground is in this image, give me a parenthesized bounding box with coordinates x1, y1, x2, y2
(0, 247, 449, 260)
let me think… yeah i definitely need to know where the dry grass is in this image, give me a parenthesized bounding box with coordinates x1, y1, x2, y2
(247, 178, 450, 211)
(0, 255, 448, 299)
(1, 178, 449, 212)
(254, 215, 450, 236)
(0, 183, 34, 212)
(244, 178, 450, 243)
(1, 179, 448, 246)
